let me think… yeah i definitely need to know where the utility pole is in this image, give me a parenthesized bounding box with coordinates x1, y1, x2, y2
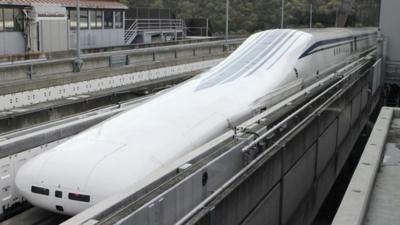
(281, 0, 285, 28)
(281, 0, 285, 29)
(335, 8, 339, 27)
(225, 0, 229, 44)
(309, 3, 313, 28)
(73, 0, 83, 72)
(206, 18, 209, 37)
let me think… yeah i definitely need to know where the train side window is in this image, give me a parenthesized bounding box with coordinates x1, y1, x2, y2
(31, 186, 49, 196)
(68, 193, 90, 202)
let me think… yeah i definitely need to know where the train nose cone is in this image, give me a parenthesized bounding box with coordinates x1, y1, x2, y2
(15, 151, 59, 213)
(15, 138, 126, 215)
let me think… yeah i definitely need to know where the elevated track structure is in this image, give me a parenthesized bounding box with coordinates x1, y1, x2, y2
(0, 39, 243, 133)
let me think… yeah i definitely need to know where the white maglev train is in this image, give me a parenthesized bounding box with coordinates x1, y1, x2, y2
(15, 28, 378, 215)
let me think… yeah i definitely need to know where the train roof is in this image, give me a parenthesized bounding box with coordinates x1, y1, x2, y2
(299, 27, 378, 40)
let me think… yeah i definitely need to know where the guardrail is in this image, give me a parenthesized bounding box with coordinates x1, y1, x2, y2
(124, 19, 186, 44)
(125, 19, 185, 32)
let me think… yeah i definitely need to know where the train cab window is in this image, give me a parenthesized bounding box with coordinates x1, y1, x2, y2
(68, 193, 90, 202)
(55, 190, 62, 198)
(31, 186, 49, 196)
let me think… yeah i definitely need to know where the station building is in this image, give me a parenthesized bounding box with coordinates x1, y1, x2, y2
(0, 0, 127, 55)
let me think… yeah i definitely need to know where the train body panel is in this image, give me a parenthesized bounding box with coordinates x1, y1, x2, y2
(15, 28, 378, 215)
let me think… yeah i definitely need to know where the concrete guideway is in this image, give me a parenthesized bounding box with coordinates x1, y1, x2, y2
(0, 59, 222, 111)
(0, 39, 241, 126)
(0, 39, 243, 87)
(0, 63, 211, 133)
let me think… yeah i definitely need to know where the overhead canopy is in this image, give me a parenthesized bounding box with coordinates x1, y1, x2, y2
(0, 0, 128, 10)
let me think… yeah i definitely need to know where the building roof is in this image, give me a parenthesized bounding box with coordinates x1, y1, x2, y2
(0, 0, 128, 9)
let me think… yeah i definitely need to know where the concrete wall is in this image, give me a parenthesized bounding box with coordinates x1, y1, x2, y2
(380, 0, 400, 61)
(39, 20, 69, 52)
(0, 32, 25, 55)
(69, 29, 125, 49)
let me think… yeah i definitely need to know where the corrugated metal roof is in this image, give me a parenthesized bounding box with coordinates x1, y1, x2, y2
(0, 0, 128, 9)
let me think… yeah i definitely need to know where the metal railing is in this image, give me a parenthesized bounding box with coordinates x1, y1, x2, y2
(124, 20, 138, 44)
(124, 19, 186, 44)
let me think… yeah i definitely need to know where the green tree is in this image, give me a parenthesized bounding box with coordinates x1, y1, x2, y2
(123, 0, 380, 33)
